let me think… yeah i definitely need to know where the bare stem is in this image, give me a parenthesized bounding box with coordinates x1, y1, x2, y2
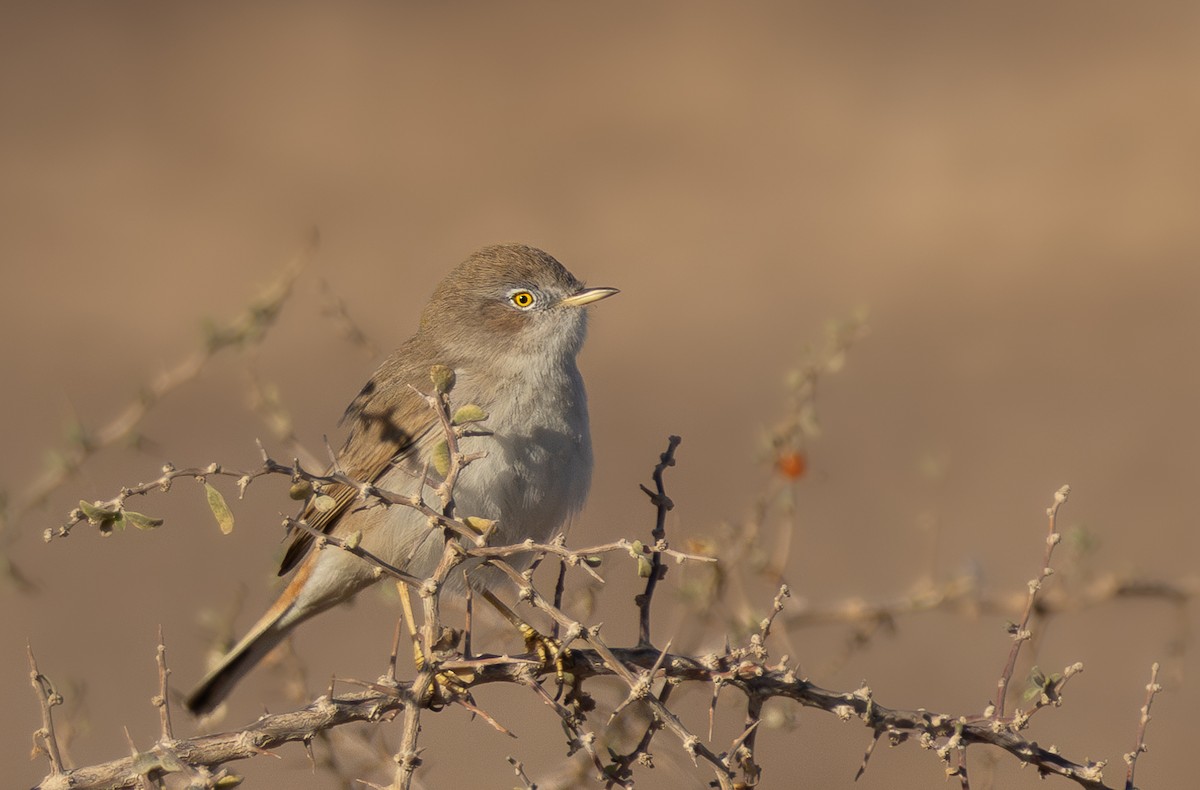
(993, 484, 1069, 718)
(1124, 662, 1162, 790)
(153, 626, 173, 742)
(637, 435, 681, 647)
(27, 645, 65, 776)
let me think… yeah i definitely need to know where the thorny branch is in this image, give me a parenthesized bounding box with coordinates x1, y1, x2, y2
(29, 408, 1170, 790)
(29, 645, 1125, 790)
(51, 452, 708, 578)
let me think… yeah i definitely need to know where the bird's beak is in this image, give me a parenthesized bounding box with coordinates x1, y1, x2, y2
(559, 287, 620, 307)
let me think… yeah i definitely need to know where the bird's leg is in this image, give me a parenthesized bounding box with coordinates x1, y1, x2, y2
(396, 582, 470, 704)
(480, 589, 575, 698)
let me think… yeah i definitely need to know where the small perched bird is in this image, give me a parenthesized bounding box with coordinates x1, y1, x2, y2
(185, 243, 617, 715)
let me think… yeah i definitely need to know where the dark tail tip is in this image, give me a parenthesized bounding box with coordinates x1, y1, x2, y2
(184, 650, 250, 716)
(184, 624, 287, 716)
(184, 677, 222, 717)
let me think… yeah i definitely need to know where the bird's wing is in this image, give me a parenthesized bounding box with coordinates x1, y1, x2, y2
(277, 358, 440, 575)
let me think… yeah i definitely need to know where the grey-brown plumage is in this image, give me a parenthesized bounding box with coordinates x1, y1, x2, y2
(185, 244, 617, 715)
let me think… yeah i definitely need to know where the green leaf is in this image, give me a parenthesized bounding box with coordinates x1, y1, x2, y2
(124, 511, 164, 530)
(452, 404, 488, 425)
(636, 555, 653, 578)
(288, 480, 313, 500)
(205, 483, 235, 534)
(78, 500, 119, 525)
(463, 516, 496, 536)
(130, 750, 162, 775)
(429, 364, 456, 394)
(431, 440, 451, 477)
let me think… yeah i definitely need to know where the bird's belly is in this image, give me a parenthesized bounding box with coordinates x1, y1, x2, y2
(359, 411, 592, 589)
(454, 419, 592, 546)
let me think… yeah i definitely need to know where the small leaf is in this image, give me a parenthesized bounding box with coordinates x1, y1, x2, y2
(79, 500, 119, 525)
(288, 480, 313, 500)
(312, 494, 337, 513)
(124, 511, 164, 530)
(636, 555, 653, 578)
(463, 516, 496, 536)
(583, 555, 603, 568)
(429, 364, 456, 394)
(205, 483, 235, 534)
(431, 440, 451, 477)
(130, 750, 162, 774)
(452, 404, 488, 425)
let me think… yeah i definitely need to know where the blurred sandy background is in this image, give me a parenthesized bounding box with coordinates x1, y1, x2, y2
(3, 2, 1198, 788)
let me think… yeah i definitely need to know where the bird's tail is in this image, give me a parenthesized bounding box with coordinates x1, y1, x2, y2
(185, 605, 292, 716)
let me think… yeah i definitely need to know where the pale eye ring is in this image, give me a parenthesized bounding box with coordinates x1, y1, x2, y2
(509, 289, 537, 310)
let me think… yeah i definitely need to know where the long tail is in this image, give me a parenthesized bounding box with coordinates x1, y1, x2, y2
(185, 605, 292, 716)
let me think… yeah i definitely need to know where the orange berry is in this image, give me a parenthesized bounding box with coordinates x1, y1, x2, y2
(776, 451, 807, 480)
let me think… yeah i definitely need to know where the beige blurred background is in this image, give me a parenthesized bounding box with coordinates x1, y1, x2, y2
(3, 2, 1198, 788)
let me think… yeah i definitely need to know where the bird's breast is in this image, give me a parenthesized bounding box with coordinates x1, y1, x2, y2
(450, 363, 593, 546)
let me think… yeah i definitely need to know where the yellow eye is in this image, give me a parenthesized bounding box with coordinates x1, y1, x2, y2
(510, 290, 536, 309)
